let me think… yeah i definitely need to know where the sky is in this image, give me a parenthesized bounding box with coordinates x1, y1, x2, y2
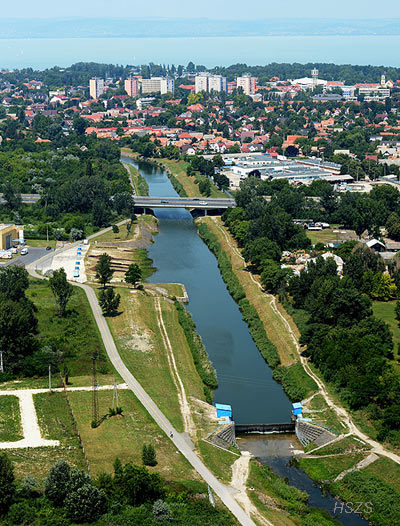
(3, 0, 400, 19)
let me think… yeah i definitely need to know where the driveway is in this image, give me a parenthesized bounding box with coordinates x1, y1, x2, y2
(0, 247, 49, 268)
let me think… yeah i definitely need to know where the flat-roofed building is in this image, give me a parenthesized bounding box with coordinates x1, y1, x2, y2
(124, 77, 140, 97)
(89, 78, 104, 99)
(236, 75, 257, 95)
(195, 73, 227, 93)
(141, 77, 174, 94)
(0, 224, 23, 250)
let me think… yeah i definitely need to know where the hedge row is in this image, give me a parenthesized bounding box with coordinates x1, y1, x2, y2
(174, 300, 218, 403)
(273, 362, 317, 401)
(197, 222, 281, 370)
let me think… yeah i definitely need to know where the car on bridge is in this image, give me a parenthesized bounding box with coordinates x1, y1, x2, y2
(161, 200, 168, 203)
(199, 201, 208, 205)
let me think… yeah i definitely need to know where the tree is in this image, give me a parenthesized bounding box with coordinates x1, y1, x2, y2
(0, 266, 29, 302)
(49, 268, 74, 317)
(0, 453, 15, 515)
(395, 300, 400, 325)
(112, 224, 119, 234)
(260, 259, 288, 293)
(142, 444, 157, 467)
(45, 460, 71, 506)
(198, 178, 211, 196)
(70, 228, 84, 241)
(2, 181, 21, 211)
(95, 253, 114, 288)
(125, 263, 142, 288)
(65, 485, 106, 523)
(99, 288, 121, 316)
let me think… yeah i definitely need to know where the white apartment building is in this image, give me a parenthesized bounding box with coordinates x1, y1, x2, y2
(141, 77, 174, 95)
(195, 73, 228, 93)
(124, 77, 140, 97)
(236, 75, 257, 95)
(89, 78, 104, 99)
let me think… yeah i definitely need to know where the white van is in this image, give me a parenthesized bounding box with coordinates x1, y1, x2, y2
(20, 248, 29, 255)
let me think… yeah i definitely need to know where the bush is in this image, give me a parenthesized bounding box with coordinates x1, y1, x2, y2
(142, 444, 157, 467)
(273, 363, 317, 401)
(64, 484, 106, 523)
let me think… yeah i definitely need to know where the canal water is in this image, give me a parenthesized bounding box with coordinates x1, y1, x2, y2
(123, 158, 369, 526)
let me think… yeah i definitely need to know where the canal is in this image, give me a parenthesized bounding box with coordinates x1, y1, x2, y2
(123, 157, 368, 526)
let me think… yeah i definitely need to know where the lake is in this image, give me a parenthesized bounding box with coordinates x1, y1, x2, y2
(1, 35, 400, 69)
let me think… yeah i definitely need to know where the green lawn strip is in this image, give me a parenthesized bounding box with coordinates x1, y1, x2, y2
(26, 239, 57, 248)
(330, 465, 400, 526)
(372, 300, 400, 360)
(0, 395, 23, 441)
(311, 435, 372, 456)
(27, 278, 116, 383)
(105, 288, 187, 432)
(147, 283, 183, 297)
(197, 441, 237, 484)
(68, 389, 197, 481)
(298, 453, 365, 482)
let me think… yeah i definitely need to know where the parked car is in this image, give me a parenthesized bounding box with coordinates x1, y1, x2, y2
(20, 248, 29, 255)
(45, 246, 52, 251)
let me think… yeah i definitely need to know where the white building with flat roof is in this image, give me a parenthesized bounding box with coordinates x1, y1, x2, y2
(89, 78, 104, 99)
(141, 77, 174, 95)
(195, 73, 227, 93)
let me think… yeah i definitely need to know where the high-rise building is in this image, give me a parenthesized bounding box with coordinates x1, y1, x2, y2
(124, 77, 140, 97)
(311, 69, 319, 91)
(195, 73, 227, 94)
(89, 77, 104, 99)
(141, 77, 174, 95)
(236, 75, 257, 95)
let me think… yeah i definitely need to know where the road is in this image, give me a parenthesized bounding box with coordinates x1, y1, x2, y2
(0, 247, 48, 268)
(134, 196, 235, 209)
(27, 247, 256, 526)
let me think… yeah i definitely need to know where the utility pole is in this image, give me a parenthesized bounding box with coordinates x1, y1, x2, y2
(112, 380, 119, 411)
(92, 351, 99, 426)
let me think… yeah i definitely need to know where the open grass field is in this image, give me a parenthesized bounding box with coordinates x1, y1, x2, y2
(303, 395, 348, 435)
(0, 395, 23, 441)
(105, 287, 206, 433)
(305, 228, 357, 246)
(26, 278, 115, 385)
(298, 453, 365, 482)
(160, 159, 226, 198)
(372, 300, 400, 360)
(363, 457, 400, 492)
(68, 389, 198, 481)
(200, 217, 298, 366)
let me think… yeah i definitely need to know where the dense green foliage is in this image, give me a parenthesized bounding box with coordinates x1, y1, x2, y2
(49, 268, 74, 317)
(273, 363, 317, 401)
(174, 300, 218, 399)
(98, 288, 121, 316)
(0, 455, 238, 525)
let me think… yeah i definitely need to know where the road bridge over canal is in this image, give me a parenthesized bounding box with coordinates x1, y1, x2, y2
(133, 196, 235, 216)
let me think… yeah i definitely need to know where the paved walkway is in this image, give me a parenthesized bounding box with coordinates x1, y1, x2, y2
(0, 384, 128, 450)
(27, 253, 257, 526)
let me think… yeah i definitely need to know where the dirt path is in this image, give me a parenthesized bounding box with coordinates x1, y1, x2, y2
(230, 453, 273, 526)
(207, 218, 400, 465)
(155, 297, 195, 437)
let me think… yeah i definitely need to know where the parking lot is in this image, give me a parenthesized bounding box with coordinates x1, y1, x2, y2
(0, 247, 49, 268)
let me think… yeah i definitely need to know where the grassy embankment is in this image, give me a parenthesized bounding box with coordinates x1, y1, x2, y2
(197, 217, 317, 402)
(123, 161, 149, 196)
(0, 395, 23, 441)
(152, 157, 226, 198)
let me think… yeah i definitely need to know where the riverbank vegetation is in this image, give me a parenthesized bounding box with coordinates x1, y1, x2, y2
(122, 161, 149, 196)
(247, 460, 339, 526)
(174, 301, 217, 402)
